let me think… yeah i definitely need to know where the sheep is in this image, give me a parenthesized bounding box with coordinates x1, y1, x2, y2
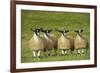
(29, 28, 45, 58)
(41, 29, 58, 56)
(57, 29, 73, 55)
(74, 29, 88, 54)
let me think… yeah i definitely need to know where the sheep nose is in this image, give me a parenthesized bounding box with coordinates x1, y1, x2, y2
(79, 33, 82, 36)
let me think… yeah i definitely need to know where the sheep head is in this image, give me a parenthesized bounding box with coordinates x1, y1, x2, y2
(56, 29, 69, 36)
(74, 29, 83, 36)
(41, 29, 53, 36)
(31, 28, 42, 36)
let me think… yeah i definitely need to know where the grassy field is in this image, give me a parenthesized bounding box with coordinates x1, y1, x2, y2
(21, 10, 90, 63)
(21, 48, 90, 63)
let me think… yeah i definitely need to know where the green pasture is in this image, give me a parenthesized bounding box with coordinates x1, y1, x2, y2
(21, 10, 90, 63)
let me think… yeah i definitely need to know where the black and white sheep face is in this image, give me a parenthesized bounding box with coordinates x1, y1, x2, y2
(35, 29, 41, 36)
(74, 29, 83, 37)
(57, 30, 69, 36)
(31, 28, 42, 36)
(42, 29, 53, 36)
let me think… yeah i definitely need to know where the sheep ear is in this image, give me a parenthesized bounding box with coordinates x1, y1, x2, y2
(59, 30, 63, 33)
(81, 29, 83, 32)
(65, 30, 69, 32)
(57, 30, 61, 32)
(74, 30, 77, 32)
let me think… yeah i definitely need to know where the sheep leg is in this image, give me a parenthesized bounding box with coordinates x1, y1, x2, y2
(65, 50, 67, 55)
(81, 49, 86, 54)
(81, 49, 84, 54)
(47, 49, 52, 56)
(54, 48, 58, 56)
(37, 50, 41, 58)
(77, 49, 80, 54)
(32, 51, 36, 58)
(61, 50, 65, 55)
(77, 49, 81, 55)
(47, 51, 50, 56)
(64, 49, 70, 55)
(65, 49, 69, 55)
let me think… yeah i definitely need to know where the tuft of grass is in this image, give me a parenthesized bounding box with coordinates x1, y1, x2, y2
(21, 10, 90, 63)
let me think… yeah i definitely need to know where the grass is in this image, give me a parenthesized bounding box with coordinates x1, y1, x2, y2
(21, 10, 90, 63)
(21, 48, 90, 63)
